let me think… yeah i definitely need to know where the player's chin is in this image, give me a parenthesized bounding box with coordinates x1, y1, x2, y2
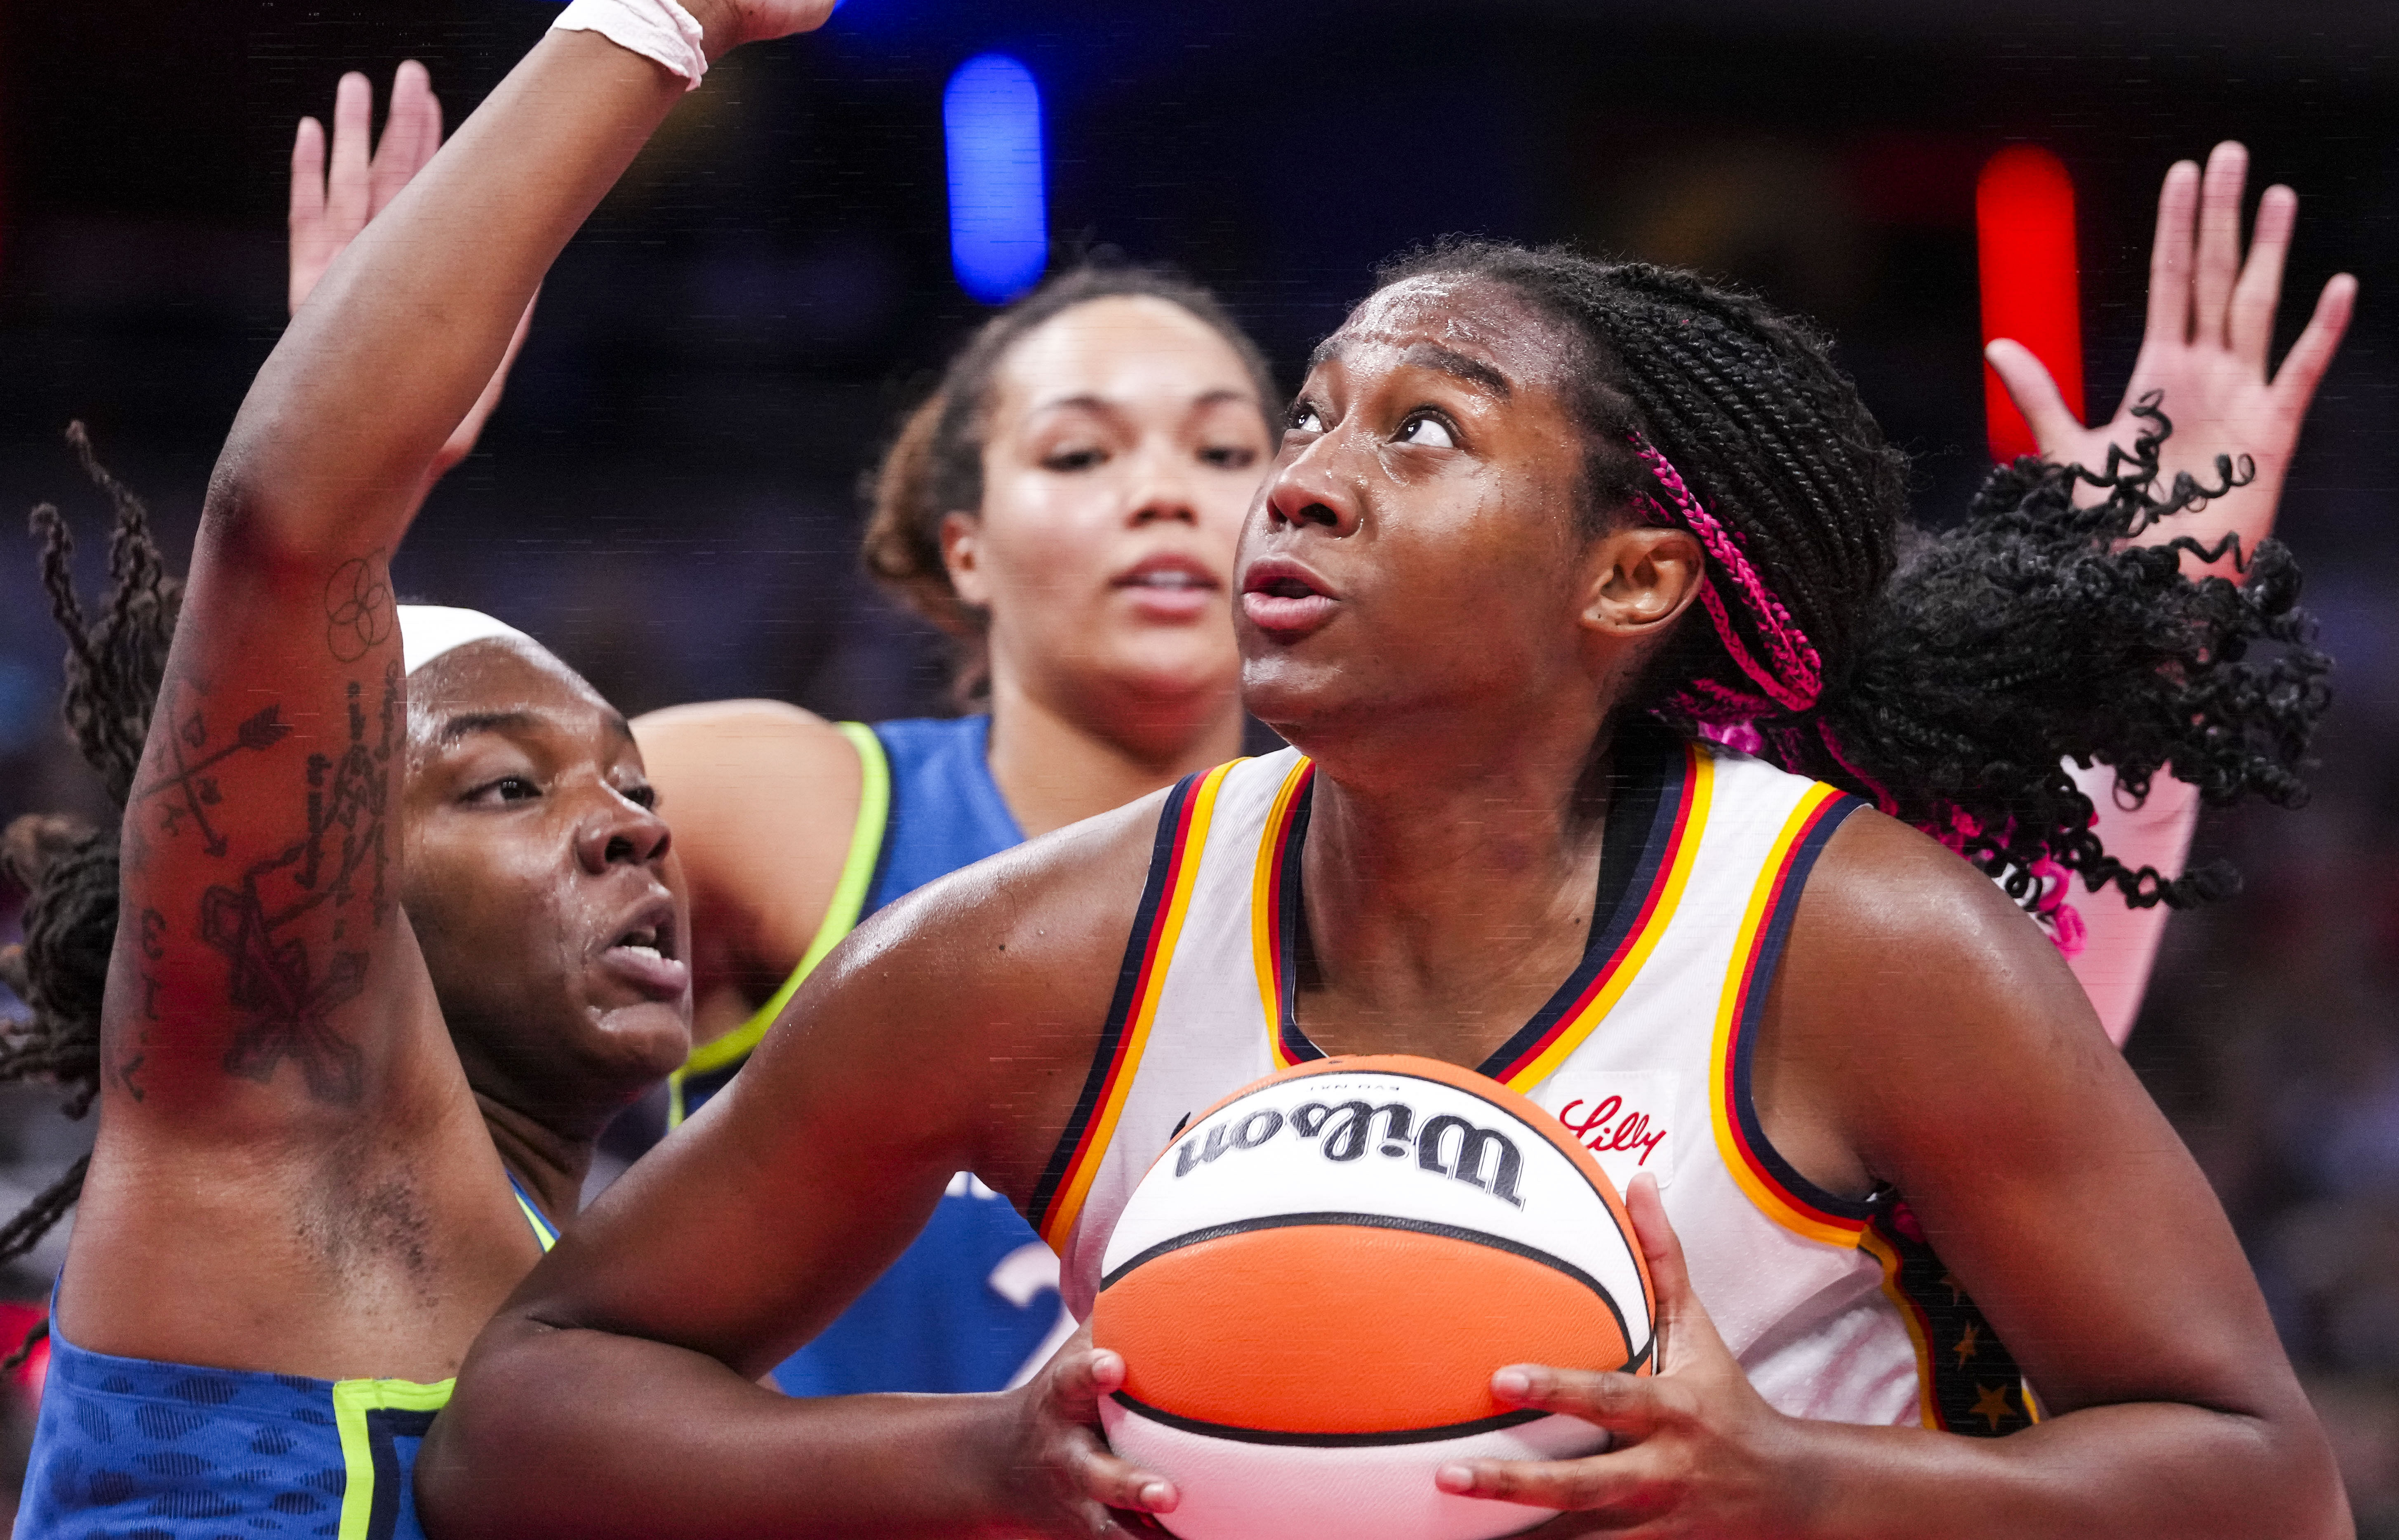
(1236, 649, 1351, 730)
(581, 997, 693, 1084)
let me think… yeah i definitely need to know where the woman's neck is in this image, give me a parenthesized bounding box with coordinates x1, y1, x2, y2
(475, 1091, 594, 1229)
(985, 669, 1245, 838)
(1291, 721, 1618, 1066)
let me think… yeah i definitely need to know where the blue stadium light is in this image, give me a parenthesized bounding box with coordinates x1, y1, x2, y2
(944, 54, 1048, 304)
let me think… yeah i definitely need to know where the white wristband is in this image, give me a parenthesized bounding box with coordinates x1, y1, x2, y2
(552, 0, 709, 92)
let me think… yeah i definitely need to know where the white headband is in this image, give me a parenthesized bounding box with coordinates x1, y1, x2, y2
(398, 605, 538, 676)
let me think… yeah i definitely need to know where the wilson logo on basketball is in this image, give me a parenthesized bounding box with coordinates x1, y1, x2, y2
(1172, 1099, 1526, 1208)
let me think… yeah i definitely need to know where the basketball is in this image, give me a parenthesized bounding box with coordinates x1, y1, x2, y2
(1090, 1055, 1656, 1540)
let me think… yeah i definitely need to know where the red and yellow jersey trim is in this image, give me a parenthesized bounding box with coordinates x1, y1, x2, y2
(1709, 782, 1872, 1248)
(1862, 1202, 2044, 1436)
(1031, 761, 1236, 1250)
(1859, 1222, 1943, 1429)
(1255, 732, 1711, 1082)
(1252, 757, 1318, 1071)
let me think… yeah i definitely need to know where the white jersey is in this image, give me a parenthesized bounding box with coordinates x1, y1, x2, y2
(1029, 724, 2034, 1436)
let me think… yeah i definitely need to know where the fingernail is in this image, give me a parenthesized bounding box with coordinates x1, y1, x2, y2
(1435, 1465, 1474, 1494)
(1492, 1367, 1531, 1399)
(1140, 1480, 1177, 1512)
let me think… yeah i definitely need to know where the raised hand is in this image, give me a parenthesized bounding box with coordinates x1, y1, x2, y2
(1434, 1176, 1801, 1537)
(289, 62, 534, 487)
(1987, 141, 2356, 575)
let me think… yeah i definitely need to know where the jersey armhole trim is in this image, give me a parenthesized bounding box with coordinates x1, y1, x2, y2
(508, 1172, 560, 1252)
(332, 1375, 453, 1540)
(1031, 762, 1236, 1248)
(1860, 1207, 2041, 1437)
(1709, 784, 1874, 1246)
(671, 721, 892, 1119)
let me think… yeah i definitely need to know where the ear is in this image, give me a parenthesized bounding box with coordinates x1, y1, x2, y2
(938, 511, 992, 608)
(1578, 525, 1705, 639)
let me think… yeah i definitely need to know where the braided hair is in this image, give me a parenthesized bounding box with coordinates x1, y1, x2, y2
(0, 425, 183, 1358)
(1375, 240, 2329, 913)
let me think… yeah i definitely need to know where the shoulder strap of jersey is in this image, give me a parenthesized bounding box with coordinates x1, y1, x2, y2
(668, 720, 892, 1124)
(506, 1172, 561, 1252)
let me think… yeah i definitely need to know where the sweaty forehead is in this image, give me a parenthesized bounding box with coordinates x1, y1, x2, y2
(1318, 274, 1579, 391)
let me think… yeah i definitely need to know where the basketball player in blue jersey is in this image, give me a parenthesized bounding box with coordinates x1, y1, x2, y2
(415, 5, 2352, 1531)
(632, 266, 1278, 1394)
(0, 43, 807, 1535)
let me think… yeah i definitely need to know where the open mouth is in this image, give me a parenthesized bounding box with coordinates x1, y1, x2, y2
(1239, 557, 1340, 638)
(610, 921, 675, 963)
(1119, 568, 1213, 591)
(600, 897, 688, 1002)
(1113, 553, 1222, 618)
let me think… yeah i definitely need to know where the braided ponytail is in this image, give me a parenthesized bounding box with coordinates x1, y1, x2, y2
(1374, 240, 2328, 913)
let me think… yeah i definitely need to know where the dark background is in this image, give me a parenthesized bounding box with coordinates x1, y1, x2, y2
(2, 0, 2397, 1525)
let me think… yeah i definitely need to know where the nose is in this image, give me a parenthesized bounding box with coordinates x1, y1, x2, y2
(1125, 443, 1200, 529)
(575, 786, 672, 875)
(1264, 436, 1359, 537)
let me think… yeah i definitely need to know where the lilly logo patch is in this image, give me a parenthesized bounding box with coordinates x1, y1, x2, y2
(1530, 1069, 1678, 1191)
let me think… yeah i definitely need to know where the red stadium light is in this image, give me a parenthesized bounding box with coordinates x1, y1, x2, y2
(1977, 145, 2084, 463)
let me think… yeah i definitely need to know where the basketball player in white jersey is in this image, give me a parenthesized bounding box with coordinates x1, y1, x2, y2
(413, 4, 2352, 1521)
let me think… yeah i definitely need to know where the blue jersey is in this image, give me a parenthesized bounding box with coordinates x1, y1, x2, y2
(669, 715, 1070, 1396)
(14, 1179, 558, 1540)
(861, 716, 1024, 914)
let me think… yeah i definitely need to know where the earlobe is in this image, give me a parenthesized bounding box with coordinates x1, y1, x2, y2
(938, 511, 990, 608)
(1582, 527, 1705, 638)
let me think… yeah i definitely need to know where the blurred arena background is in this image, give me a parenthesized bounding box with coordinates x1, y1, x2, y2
(2, 0, 2395, 1526)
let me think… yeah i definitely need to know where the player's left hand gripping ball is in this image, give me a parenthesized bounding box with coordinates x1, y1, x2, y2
(1438, 1174, 1806, 1539)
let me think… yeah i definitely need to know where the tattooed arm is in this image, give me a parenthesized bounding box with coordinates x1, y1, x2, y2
(105, 31, 684, 1128)
(66, 9, 825, 1375)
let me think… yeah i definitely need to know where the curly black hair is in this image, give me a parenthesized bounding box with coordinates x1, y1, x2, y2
(1375, 240, 2329, 911)
(0, 425, 183, 1362)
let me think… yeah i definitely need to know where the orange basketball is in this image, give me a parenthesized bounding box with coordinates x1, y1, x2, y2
(1091, 1055, 1654, 1540)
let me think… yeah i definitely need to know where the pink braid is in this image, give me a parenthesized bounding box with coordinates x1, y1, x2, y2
(1926, 811, 2087, 960)
(1693, 718, 1766, 755)
(1628, 435, 1823, 711)
(1695, 579, 1817, 713)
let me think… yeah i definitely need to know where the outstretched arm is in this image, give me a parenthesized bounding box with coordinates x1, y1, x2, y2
(287, 63, 537, 504)
(1989, 141, 2354, 1044)
(118, 29, 698, 1137)
(71, 3, 829, 1371)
